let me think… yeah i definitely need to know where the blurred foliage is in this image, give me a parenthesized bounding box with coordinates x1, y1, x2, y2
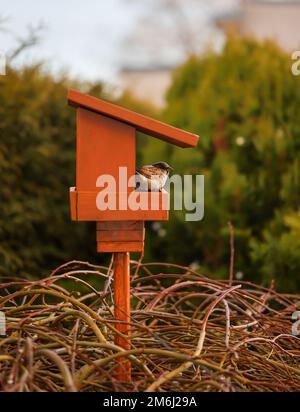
(0, 65, 95, 276)
(142, 37, 300, 292)
(1, 37, 300, 292)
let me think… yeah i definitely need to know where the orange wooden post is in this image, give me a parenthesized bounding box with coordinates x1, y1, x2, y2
(113, 252, 131, 381)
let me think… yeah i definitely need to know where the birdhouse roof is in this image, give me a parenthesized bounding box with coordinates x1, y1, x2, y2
(68, 89, 199, 148)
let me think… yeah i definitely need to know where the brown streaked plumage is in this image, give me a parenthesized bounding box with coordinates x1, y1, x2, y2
(136, 161, 173, 192)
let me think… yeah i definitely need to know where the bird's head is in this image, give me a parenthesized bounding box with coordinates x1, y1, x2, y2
(152, 161, 173, 173)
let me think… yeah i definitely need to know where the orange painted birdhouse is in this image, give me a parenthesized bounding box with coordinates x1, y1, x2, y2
(68, 89, 199, 252)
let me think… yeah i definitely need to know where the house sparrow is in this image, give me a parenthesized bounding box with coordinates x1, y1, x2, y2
(136, 161, 173, 192)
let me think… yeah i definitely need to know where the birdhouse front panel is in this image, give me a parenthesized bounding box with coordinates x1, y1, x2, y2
(76, 108, 135, 191)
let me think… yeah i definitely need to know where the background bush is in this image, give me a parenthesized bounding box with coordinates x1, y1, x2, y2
(0, 66, 94, 276)
(1, 37, 300, 291)
(142, 37, 300, 292)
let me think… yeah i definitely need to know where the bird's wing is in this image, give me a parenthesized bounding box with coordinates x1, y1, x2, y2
(136, 165, 161, 180)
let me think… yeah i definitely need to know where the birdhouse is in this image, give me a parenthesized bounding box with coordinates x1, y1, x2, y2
(68, 89, 199, 253)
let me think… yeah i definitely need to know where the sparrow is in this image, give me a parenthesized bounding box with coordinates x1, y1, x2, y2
(136, 161, 173, 192)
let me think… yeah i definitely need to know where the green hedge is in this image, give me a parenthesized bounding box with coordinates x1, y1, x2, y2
(1, 37, 300, 292)
(142, 37, 300, 292)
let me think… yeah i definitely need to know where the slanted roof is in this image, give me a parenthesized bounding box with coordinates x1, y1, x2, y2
(68, 89, 199, 148)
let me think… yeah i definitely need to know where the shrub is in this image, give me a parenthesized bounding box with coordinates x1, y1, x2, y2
(142, 37, 300, 292)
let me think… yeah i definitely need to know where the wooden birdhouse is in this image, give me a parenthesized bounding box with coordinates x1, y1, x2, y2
(68, 89, 199, 253)
(67, 89, 199, 381)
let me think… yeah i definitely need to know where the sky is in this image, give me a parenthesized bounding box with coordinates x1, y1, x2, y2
(0, 0, 237, 85)
(0, 0, 141, 83)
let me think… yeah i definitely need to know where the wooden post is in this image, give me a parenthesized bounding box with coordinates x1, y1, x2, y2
(113, 251, 131, 381)
(96, 221, 143, 382)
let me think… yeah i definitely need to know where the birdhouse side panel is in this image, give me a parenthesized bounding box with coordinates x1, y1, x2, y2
(76, 108, 136, 191)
